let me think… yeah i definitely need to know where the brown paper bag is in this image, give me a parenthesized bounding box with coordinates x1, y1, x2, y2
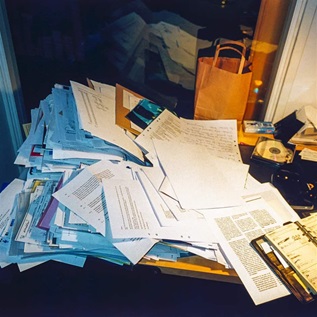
(194, 41, 252, 121)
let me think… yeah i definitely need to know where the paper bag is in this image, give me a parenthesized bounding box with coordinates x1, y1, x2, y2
(194, 41, 252, 121)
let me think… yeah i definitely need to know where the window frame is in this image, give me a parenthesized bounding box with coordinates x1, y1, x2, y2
(264, 0, 317, 122)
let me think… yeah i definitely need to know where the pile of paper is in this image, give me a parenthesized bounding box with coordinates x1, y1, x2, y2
(0, 80, 302, 305)
(15, 83, 144, 172)
(292, 105, 317, 146)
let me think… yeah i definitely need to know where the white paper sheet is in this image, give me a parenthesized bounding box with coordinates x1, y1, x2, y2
(112, 238, 158, 265)
(142, 167, 204, 222)
(103, 178, 161, 239)
(0, 179, 24, 236)
(202, 192, 295, 305)
(53, 160, 133, 235)
(135, 109, 241, 163)
(179, 117, 241, 162)
(135, 170, 178, 227)
(103, 178, 215, 242)
(153, 139, 245, 210)
(70, 81, 144, 162)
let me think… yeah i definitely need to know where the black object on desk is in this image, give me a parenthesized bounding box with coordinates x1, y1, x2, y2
(240, 144, 317, 217)
(240, 144, 277, 183)
(273, 111, 304, 144)
(271, 163, 317, 214)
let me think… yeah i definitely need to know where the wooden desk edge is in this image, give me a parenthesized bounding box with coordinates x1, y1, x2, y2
(238, 124, 317, 151)
(139, 256, 242, 284)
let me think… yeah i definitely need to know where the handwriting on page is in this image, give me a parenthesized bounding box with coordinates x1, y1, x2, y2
(180, 119, 240, 162)
(266, 222, 317, 293)
(135, 109, 241, 162)
(299, 213, 317, 240)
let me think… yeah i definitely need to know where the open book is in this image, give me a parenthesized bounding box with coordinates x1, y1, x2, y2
(251, 213, 317, 303)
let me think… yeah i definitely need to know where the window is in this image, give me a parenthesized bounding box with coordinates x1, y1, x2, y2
(6, 0, 309, 126)
(1, 0, 314, 183)
(5, 0, 270, 122)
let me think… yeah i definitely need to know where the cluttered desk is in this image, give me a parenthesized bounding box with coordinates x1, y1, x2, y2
(141, 125, 317, 295)
(1, 80, 317, 306)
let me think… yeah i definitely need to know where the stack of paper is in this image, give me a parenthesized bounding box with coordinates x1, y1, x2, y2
(15, 82, 145, 174)
(0, 80, 303, 305)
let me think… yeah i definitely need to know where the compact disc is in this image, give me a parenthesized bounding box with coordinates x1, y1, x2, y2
(255, 140, 289, 163)
(251, 137, 295, 165)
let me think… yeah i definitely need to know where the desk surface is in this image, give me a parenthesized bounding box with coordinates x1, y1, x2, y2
(139, 128, 317, 283)
(138, 132, 258, 284)
(140, 256, 241, 284)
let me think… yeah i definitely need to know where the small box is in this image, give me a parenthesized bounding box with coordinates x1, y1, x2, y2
(243, 120, 275, 134)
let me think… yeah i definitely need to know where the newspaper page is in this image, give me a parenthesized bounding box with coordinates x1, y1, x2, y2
(203, 196, 291, 305)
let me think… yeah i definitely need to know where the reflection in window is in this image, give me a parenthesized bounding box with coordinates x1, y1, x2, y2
(5, 0, 262, 121)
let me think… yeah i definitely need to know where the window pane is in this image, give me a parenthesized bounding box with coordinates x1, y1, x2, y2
(6, 0, 288, 122)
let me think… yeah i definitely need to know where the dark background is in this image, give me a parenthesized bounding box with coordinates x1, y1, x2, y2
(1, 255, 317, 317)
(5, 0, 261, 122)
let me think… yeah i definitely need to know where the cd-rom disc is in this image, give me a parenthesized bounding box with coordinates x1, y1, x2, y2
(255, 140, 288, 163)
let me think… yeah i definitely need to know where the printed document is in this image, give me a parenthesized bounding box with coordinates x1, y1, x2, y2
(203, 190, 295, 305)
(103, 178, 161, 239)
(53, 160, 134, 236)
(103, 178, 215, 242)
(70, 81, 143, 162)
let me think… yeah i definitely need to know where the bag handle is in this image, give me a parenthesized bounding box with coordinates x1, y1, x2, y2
(212, 46, 246, 74)
(215, 40, 246, 56)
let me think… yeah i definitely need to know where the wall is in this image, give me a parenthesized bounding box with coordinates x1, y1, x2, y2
(281, 6, 317, 115)
(265, 0, 317, 123)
